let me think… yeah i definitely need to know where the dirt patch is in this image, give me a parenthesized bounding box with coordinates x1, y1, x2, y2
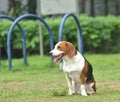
(6, 82, 25, 90)
(97, 80, 120, 90)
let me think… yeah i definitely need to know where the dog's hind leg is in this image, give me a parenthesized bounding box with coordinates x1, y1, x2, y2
(85, 83, 95, 94)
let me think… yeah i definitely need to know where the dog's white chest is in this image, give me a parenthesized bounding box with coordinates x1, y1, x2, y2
(66, 71, 81, 82)
(62, 52, 85, 72)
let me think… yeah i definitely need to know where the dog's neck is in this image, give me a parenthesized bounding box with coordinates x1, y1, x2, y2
(62, 52, 77, 62)
(62, 51, 85, 72)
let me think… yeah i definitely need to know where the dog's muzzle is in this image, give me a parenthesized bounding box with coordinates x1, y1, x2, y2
(49, 51, 64, 64)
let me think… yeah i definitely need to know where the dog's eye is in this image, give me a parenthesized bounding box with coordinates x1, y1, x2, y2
(57, 46, 61, 49)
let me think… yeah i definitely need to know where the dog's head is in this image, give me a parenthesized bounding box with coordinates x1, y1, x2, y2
(49, 41, 76, 64)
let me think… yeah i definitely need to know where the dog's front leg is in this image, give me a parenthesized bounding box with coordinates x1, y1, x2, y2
(65, 73, 75, 95)
(80, 74, 88, 96)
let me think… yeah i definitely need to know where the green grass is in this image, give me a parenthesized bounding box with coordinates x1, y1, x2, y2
(0, 54, 120, 102)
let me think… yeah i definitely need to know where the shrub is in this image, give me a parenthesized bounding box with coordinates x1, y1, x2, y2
(0, 15, 120, 58)
(80, 15, 120, 53)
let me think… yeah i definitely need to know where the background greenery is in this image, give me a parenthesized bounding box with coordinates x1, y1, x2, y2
(0, 15, 120, 57)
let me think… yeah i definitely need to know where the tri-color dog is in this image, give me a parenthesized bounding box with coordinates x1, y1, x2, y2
(49, 41, 96, 96)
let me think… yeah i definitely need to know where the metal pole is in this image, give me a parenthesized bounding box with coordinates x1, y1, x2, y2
(75, 0, 81, 53)
(0, 48, 1, 66)
(0, 39, 2, 65)
(37, 0, 44, 56)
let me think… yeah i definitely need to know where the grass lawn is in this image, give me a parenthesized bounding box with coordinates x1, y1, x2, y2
(0, 54, 120, 102)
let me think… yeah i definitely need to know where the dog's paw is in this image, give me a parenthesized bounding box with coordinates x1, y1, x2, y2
(81, 91, 88, 96)
(81, 85, 88, 96)
(81, 92, 88, 96)
(68, 90, 75, 95)
(87, 90, 95, 95)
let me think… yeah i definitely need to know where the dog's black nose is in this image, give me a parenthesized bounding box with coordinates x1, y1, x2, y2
(49, 51, 52, 55)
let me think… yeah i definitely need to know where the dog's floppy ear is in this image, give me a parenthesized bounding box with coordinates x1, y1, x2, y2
(65, 42, 76, 57)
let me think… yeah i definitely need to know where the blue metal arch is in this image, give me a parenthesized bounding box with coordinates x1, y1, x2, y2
(58, 13, 84, 54)
(0, 15, 27, 68)
(7, 14, 54, 69)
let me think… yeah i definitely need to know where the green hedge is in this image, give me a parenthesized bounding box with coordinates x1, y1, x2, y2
(0, 15, 120, 57)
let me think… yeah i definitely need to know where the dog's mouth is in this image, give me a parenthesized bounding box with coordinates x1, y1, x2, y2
(53, 53, 64, 64)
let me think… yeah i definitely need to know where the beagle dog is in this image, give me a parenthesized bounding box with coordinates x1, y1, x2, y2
(49, 41, 96, 96)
